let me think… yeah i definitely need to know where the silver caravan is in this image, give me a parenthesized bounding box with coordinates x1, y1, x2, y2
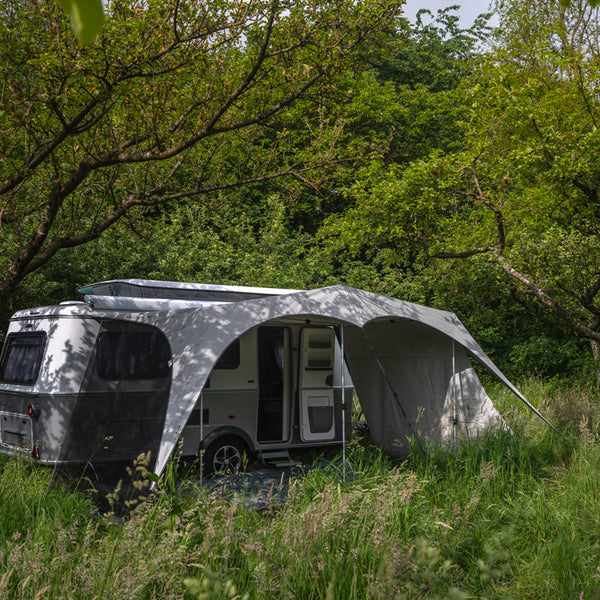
(0, 280, 548, 478)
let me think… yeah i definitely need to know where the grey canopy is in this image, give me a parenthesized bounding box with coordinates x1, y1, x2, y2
(82, 284, 548, 477)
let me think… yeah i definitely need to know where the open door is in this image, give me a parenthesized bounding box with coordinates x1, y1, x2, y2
(257, 326, 290, 442)
(299, 327, 336, 442)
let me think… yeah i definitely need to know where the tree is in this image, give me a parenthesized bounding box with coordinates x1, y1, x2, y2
(320, 0, 600, 379)
(315, 7, 490, 286)
(0, 0, 397, 311)
(433, 0, 600, 355)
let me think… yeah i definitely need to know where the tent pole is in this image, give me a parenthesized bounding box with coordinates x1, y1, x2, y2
(452, 340, 457, 449)
(340, 324, 346, 484)
(200, 390, 204, 487)
(459, 366, 470, 438)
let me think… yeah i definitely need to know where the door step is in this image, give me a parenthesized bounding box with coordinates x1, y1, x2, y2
(259, 449, 301, 468)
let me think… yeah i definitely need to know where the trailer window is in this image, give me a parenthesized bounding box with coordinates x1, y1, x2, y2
(214, 339, 240, 369)
(0, 332, 46, 384)
(96, 327, 171, 380)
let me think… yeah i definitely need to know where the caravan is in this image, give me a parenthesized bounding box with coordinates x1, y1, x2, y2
(0, 280, 548, 478)
(0, 281, 353, 474)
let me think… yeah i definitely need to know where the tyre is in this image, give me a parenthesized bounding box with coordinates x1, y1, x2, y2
(202, 436, 247, 476)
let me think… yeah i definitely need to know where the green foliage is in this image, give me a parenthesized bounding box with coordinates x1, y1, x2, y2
(380, 7, 492, 93)
(363, 6, 490, 165)
(55, 0, 104, 44)
(315, 8, 490, 274)
(0, 0, 398, 309)
(0, 456, 94, 542)
(1, 379, 600, 599)
(23, 197, 328, 295)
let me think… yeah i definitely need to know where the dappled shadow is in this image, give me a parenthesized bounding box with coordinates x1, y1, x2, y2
(114, 285, 527, 475)
(56, 320, 171, 476)
(0, 307, 99, 464)
(1, 306, 170, 477)
(179, 458, 354, 510)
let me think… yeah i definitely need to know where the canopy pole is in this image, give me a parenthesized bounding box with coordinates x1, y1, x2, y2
(459, 366, 470, 438)
(452, 340, 457, 449)
(340, 324, 346, 483)
(199, 390, 204, 487)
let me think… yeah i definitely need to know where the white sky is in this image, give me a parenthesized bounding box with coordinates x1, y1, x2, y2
(401, 0, 498, 28)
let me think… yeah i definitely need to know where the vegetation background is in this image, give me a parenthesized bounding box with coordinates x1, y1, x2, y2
(2, 0, 600, 597)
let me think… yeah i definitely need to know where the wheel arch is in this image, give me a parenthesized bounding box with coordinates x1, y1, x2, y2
(200, 426, 255, 454)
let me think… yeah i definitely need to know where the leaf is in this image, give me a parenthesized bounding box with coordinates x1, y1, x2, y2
(55, 0, 104, 45)
(146, 471, 160, 483)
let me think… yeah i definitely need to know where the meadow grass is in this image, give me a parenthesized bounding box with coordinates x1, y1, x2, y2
(1, 378, 600, 599)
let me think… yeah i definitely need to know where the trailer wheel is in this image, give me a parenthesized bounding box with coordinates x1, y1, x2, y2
(203, 436, 247, 476)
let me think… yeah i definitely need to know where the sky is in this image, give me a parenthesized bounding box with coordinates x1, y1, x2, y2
(401, 0, 498, 28)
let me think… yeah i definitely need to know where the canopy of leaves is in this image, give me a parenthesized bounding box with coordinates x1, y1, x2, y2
(317, 7, 489, 275)
(320, 0, 600, 348)
(0, 0, 397, 309)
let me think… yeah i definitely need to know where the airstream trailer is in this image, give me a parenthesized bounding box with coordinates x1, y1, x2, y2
(0, 281, 354, 475)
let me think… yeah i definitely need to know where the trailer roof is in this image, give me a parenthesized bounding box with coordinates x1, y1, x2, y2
(77, 279, 300, 302)
(11, 301, 94, 320)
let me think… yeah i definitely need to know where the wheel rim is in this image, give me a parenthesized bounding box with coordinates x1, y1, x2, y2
(213, 444, 243, 474)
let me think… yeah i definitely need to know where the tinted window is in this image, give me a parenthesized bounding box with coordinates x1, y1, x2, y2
(215, 339, 240, 369)
(0, 332, 46, 384)
(96, 324, 171, 380)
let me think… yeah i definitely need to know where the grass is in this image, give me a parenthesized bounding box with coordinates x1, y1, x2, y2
(1, 378, 600, 599)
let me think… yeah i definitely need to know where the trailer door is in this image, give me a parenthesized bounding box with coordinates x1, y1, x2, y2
(299, 327, 336, 442)
(257, 326, 290, 442)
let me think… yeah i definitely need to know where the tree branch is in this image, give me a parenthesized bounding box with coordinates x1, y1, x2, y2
(433, 247, 493, 259)
(21, 163, 323, 275)
(0, 92, 109, 196)
(488, 248, 600, 342)
(580, 274, 600, 316)
(468, 160, 506, 251)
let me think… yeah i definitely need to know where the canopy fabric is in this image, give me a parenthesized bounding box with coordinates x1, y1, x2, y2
(84, 285, 544, 476)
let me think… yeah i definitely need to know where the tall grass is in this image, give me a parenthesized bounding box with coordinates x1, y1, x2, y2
(1, 378, 600, 599)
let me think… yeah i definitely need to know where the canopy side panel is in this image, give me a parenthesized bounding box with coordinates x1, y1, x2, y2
(345, 321, 505, 457)
(342, 325, 413, 456)
(152, 308, 248, 473)
(442, 350, 505, 443)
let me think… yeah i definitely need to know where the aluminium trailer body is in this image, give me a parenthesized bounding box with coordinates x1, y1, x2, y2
(0, 288, 353, 474)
